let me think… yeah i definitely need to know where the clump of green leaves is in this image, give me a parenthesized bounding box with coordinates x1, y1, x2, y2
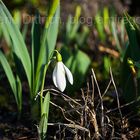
(0, 0, 59, 108)
(121, 13, 140, 103)
(0, 0, 60, 138)
(60, 6, 91, 92)
(95, 7, 126, 56)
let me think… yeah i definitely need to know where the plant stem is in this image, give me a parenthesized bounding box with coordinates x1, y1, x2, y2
(40, 62, 50, 116)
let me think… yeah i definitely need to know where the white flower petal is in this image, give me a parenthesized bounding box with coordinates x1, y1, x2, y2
(63, 64, 73, 85)
(52, 65, 57, 88)
(56, 62, 66, 92)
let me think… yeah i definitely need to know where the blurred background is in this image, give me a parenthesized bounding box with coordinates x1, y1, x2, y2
(0, 0, 140, 139)
(3, 0, 140, 15)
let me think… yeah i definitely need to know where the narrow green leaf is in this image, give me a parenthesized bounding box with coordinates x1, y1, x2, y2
(46, 5, 60, 61)
(120, 19, 125, 44)
(22, 24, 28, 41)
(31, 12, 41, 94)
(95, 11, 106, 42)
(42, 92, 50, 116)
(0, 21, 11, 46)
(104, 56, 111, 73)
(35, 4, 60, 93)
(32, 12, 41, 73)
(68, 6, 81, 40)
(103, 7, 109, 28)
(39, 92, 50, 140)
(16, 75, 22, 111)
(124, 13, 140, 59)
(111, 20, 122, 54)
(0, 1, 31, 88)
(66, 15, 72, 38)
(45, 0, 60, 28)
(122, 13, 140, 102)
(0, 51, 17, 104)
(38, 114, 48, 140)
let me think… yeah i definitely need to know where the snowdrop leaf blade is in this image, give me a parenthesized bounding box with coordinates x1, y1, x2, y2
(63, 64, 73, 85)
(0, 51, 22, 111)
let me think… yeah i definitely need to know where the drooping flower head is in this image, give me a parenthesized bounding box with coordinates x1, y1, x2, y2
(52, 51, 73, 92)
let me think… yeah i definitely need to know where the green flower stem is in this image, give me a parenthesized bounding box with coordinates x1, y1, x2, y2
(40, 50, 61, 116)
(40, 61, 50, 116)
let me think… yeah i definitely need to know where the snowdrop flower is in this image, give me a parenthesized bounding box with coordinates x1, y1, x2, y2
(53, 51, 73, 92)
